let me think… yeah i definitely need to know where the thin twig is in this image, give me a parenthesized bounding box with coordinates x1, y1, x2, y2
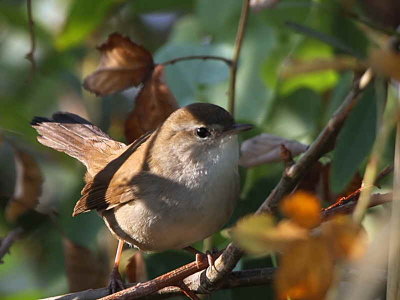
(322, 192, 392, 220)
(228, 0, 251, 115)
(387, 81, 400, 300)
(323, 165, 393, 212)
(25, 0, 36, 75)
(160, 56, 232, 67)
(0, 227, 24, 263)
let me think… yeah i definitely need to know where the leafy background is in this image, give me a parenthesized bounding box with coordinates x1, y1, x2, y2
(0, 0, 395, 299)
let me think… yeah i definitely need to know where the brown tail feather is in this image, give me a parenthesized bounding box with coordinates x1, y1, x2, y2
(31, 112, 125, 172)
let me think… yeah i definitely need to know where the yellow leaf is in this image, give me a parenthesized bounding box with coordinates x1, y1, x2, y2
(322, 215, 367, 261)
(276, 237, 334, 300)
(281, 191, 322, 229)
(232, 214, 308, 254)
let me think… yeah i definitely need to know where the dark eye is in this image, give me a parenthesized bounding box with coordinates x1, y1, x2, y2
(196, 127, 211, 138)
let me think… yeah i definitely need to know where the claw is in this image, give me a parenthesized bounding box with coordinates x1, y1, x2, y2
(108, 266, 125, 294)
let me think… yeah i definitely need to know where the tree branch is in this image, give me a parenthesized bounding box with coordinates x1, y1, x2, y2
(228, 0, 251, 115)
(25, 0, 36, 75)
(258, 69, 374, 214)
(160, 56, 232, 67)
(40, 267, 274, 300)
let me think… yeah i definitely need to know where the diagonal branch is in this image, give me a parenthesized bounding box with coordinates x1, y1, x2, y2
(193, 69, 374, 293)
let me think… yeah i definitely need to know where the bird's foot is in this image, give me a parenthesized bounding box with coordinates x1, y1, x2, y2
(108, 266, 125, 294)
(184, 246, 222, 270)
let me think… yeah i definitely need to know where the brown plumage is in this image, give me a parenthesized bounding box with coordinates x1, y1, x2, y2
(32, 103, 252, 251)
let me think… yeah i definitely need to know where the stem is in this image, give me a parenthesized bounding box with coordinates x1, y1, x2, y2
(25, 0, 36, 75)
(228, 0, 251, 116)
(353, 82, 396, 224)
(387, 82, 400, 300)
(161, 56, 232, 67)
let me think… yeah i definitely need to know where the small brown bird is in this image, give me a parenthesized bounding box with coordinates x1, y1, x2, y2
(31, 103, 252, 290)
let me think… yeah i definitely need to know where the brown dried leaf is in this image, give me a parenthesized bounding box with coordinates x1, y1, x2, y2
(63, 238, 108, 292)
(124, 64, 179, 143)
(239, 134, 308, 167)
(125, 251, 148, 283)
(232, 214, 308, 254)
(6, 148, 43, 223)
(281, 191, 322, 229)
(322, 215, 367, 261)
(276, 237, 335, 300)
(83, 33, 154, 96)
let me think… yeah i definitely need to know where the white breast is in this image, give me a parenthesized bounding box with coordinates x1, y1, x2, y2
(103, 136, 240, 251)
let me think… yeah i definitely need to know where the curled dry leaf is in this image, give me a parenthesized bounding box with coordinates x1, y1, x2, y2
(83, 33, 154, 96)
(276, 237, 335, 300)
(250, 0, 280, 11)
(322, 215, 367, 261)
(239, 133, 308, 167)
(125, 251, 148, 283)
(124, 64, 179, 143)
(6, 148, 43, 223)
(231, 214, 308, 254)
(369, 37, 400, 81)
(281, 191, 322, 229)
(63, 238, 108, 292)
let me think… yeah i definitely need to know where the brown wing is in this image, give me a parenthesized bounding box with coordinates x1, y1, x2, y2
(73, 131, 153, 216)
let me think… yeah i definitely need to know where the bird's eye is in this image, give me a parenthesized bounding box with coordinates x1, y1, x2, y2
(195, 127, 211, 138)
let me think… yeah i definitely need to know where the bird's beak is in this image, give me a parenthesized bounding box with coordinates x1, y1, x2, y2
(224, 123, 253, 135)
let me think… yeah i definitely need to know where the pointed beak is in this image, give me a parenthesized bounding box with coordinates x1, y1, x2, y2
(224, 123, 253, 135)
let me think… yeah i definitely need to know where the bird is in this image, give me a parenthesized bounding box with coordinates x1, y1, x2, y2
(31, 102, 252, 291)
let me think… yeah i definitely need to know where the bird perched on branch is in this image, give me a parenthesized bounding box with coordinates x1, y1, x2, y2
(31, 103, 252, 292)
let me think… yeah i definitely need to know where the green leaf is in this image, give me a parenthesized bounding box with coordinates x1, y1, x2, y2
(55, 0, 120, 50)
(280, 39, 339, 95)
(330, 85, 377, 193)
(155, 44, 231, 105)
(285, 21, 362, 58)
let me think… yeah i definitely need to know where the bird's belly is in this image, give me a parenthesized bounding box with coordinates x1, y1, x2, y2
(102, 181, 236, 251)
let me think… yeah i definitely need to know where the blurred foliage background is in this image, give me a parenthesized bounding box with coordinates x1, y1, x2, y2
(0, 0, 398, 299)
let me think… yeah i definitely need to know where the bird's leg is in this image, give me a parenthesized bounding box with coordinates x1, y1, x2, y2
(108, 239, 125, 294)
(175, 281, 200, 300)
(184, 246, 220, 269)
